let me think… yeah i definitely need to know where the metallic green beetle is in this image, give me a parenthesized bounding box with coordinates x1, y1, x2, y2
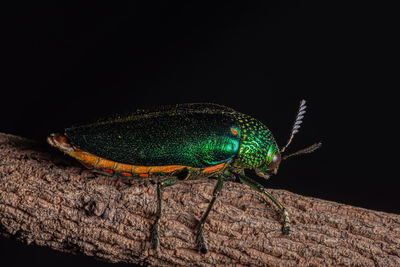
(48, 101, 321, 253)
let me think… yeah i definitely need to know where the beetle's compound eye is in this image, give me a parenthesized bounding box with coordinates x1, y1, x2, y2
(267, 153, 281, 170)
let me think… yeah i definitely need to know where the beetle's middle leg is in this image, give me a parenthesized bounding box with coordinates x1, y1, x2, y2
(151, 177, 177, 250)
(197, 175, 224, 254)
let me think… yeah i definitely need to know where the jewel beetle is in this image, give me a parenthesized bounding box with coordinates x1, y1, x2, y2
(47, 101, 321, 253)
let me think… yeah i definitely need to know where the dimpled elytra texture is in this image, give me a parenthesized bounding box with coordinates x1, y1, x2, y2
(64, 104, 279, 170)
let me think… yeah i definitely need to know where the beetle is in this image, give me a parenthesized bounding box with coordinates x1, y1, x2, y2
(47, 101, 321, 253)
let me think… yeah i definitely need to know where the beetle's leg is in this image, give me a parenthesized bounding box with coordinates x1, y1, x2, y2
(233, 172, 291, 235)
(151, 177, 177, 250)
(197, 175, 224, 254)
(91, 168, 114, 176)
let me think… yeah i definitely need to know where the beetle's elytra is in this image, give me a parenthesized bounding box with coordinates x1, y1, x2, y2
(48, 102, 321, 253)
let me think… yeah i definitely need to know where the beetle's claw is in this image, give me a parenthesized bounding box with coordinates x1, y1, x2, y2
(199, 243, 208, 254)
(282, 224, 291, 235)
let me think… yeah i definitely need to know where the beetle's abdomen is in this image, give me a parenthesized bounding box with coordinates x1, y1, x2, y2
(65, 113, 240, 168)
(47, 133, 229, 178)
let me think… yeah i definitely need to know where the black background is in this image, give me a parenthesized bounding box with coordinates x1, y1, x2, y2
(1, 2, 396, 266)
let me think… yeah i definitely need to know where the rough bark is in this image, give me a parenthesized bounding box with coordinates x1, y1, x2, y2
(0, 132, 399, 266)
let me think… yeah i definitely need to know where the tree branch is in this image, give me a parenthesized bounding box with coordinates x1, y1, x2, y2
(0, 132, 399, 266)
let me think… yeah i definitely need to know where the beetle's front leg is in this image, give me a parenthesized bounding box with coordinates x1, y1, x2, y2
(151, 177, 177, 250)
(232, 171, 291, 235)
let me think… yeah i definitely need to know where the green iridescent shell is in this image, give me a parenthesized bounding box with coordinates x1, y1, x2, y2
(232, 113, 279, 169)
(65, 103, 279, 170)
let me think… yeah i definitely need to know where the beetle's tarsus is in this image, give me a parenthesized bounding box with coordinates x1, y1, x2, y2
(283, 224, 291, 235)
(282, 207, 291, 235)
(197, 224, 208, 254)
(151, 221, 160, 249)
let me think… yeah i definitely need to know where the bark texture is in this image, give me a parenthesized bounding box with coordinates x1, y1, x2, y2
(0, 132, 399, 266)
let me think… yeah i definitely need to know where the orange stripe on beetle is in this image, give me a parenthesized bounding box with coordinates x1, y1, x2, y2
(202, 162, 227, 173)
(149, 165, 185, 173)
(69, 151, 98, 166)
(98, 158, 117, 169)
(115, 162, 134, 173)
(133, 166, 151, 174)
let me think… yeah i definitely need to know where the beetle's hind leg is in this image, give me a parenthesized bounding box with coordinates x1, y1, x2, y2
(151, 177, 177, 250)
(197, 175, 224, 254)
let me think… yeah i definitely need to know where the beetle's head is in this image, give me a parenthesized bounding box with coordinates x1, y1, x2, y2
(254, 100, 321, 180)
(254, 144, 281, 179)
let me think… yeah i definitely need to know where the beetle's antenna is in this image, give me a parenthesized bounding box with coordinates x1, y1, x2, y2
(282, 142, 322, 160)
(280, 99, 307, 153)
